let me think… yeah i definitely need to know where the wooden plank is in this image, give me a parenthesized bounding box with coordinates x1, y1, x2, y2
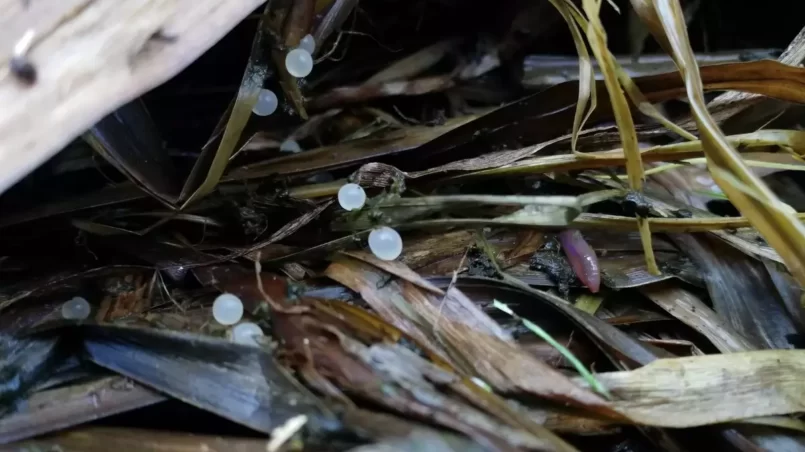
(0, 0, 264, 195)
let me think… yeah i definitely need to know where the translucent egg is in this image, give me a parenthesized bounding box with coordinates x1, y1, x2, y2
(232, 322, 264, 346)
(212, 293, 244, 325)
(285, 49, 313, 78)
(253, 89, 278, 116)
(298, 34, 316, 54)
(368, 227, 403, 261)
(338, 183, 366, 211)
(61, 296, 91, 320)
(280, 139, 302, 153)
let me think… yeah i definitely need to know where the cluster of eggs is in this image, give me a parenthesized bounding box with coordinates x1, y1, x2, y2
(212, 293, 264, 346)
(60, 293, 263, 347)
(247, 30, 406, 262)
(253, 34, 316, 117)
(338, 183, 403, 261)
(60, 35, 401, 333)
(252, 34, 316, 155)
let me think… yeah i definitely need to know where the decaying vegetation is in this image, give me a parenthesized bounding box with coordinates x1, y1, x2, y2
(1, 0, 805, 450)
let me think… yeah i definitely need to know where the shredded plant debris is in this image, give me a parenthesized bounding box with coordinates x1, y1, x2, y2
(2, 1, 805, 451)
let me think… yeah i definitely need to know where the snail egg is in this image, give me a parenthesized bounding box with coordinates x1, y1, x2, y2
(212, 293, 244, 325)
(369, 227, 403, 261)
(232, 322, 264, 346)
(298, 34, 316, 54)
(280, 139, 302, 153)
(285, 48, 313, 78)
(253, 89, 278, 116)
(338, 183, 366, 211)
(62, 297, 91, 320)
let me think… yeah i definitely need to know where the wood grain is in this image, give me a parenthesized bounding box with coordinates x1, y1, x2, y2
(0, 0, 264, 195)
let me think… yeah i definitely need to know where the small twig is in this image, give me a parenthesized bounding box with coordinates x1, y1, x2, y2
(339, 30, 403, 53)
(434, 247, 469, 333)
(314, 30, 344, 63)
(266, 414, 308, 452)
(157, 270, 185, 313)
(254, 251, 308, 314)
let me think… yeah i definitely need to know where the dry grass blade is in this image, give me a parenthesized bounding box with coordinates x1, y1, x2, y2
(336, 191, 621, 232)
(181, 4, 271, 207)
(697, 26, 805, 126)
(547, 0, 597, 153)
(83, 325, 335, 434)
(572, 212, 805, 232)
(671, 232, 799, 350)
(465, 129, 805, 179)
(639, 0, 805, 289)
(308, 76, 456, 110)
(367, 39, 459, 84)
(552, 0, 695, 152)
(226, 116, 476, 179)
(581, 0, 659, 275)
(581, 0, 643, 189)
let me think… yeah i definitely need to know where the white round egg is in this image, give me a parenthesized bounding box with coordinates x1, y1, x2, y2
(368, 227, 403, 261)
(280, 139, 302, 153)
(232, 322, 264, 346)
(62, 296, 91, 320)
(212, 293, 244, 325)
(285, 48, 313, 78)
(298, 34, 316, 54)
(338, 183, 366, 211)
(253, 89, 278, 116)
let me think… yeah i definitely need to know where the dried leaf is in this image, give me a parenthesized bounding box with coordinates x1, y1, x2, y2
(671, 234, 798, 349)
(14, 427, 273, 452)
(579, 350, 805, 427)
(83, 325, 337, 434)
(640, 282, 758, 353)
(367, 39, 459, 84)
(0, 376, 165, 444)
(226, 117, 476, 180)
(84, 100, 179, 205)
(309, 76, 456, 110)
(324, 255, 624, 420)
